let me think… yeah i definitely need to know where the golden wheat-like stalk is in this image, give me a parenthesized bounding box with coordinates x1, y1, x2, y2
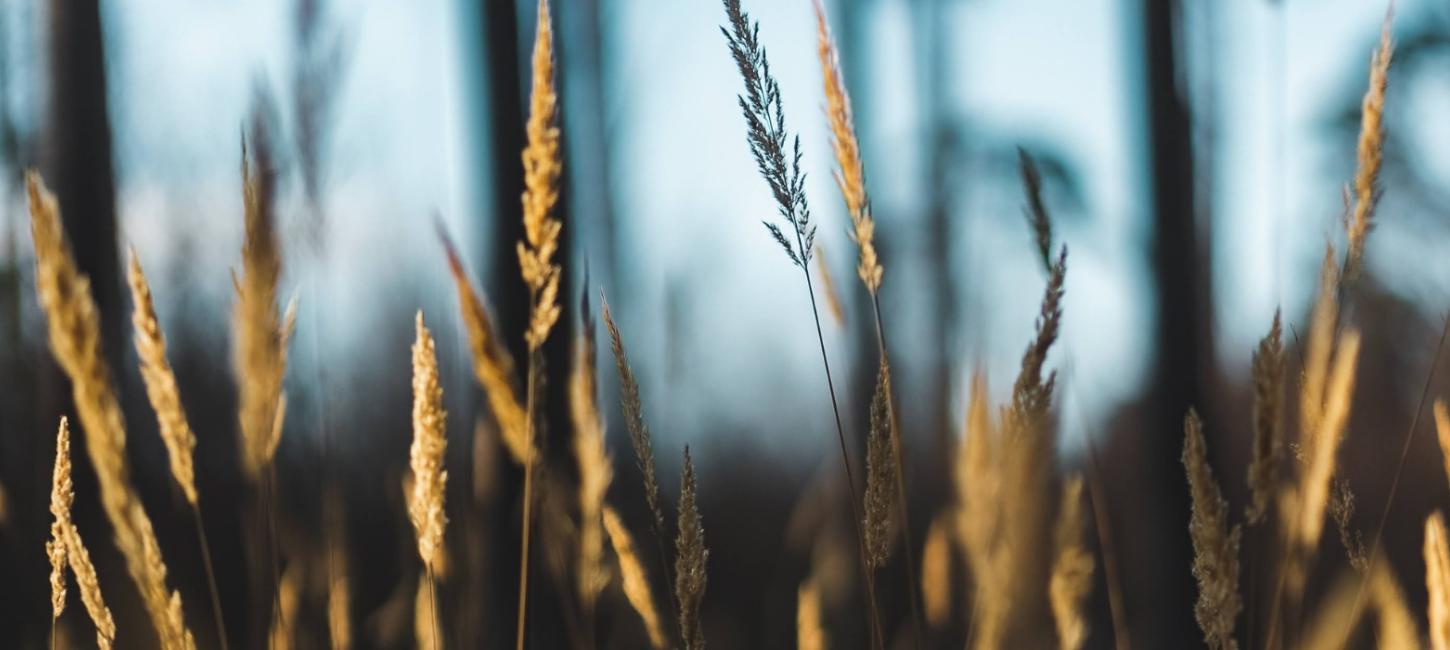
(676, 447, 708, 650)
(1344, 8, 1394, 278)
(414, 572, 439, 650)
(51, 418, 118, 650)
(1246, 311, 1284, 525)
(408, 312, 449, 573)
(1435, 399, 1450, 491)
(797, 577, 827, 650)
(1370, 562, 1416, 649)
(1296, 330, 1361, 552)
(233, 137, 287, 481)
(863, 358, 895, 568)
(1427, 511, 1450, 650)
(812, 0, 881, 292)
(28, 172, 193, 649)
(126, 250, 198, 505)
(1183, 409, 1241, 650)
(1050, 474, 1093, 650)
(600, 293, 664, 531)
(571, 330, 613, 611)
(921, 514, 952, 629)
(439, 232, 531, 464)
(603, 506, 666, 649)
(517, 0, 563, 351)
(1301, 245, 1340, 443)
(955, 373, 1009, 649)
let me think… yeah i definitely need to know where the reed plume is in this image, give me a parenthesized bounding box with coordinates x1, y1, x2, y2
(127, 250, 197, 505)
(1435, 399, 1450, 490)
(812, 0, 880, 292)
(233, 127, 288, 481)
(797, 578, 827, 650)
(1344, 7, 1394, 278)
(600, 292, 664, 531)
(1329, 477, 1366, 571)
(28, 172, 193, 649)
(1246, 311, 1284, 525)
(1426, 511, 1450, 650)
(129, 249, 229, 647)
(407, 312, 448, 574)
(49, 416, 117, 650)
(439, 229, 530, 464)
(571, 317, 612, 612)
(863, 357, 895, 568)
(921, 514, 952, 629)
(1050, 475, 1093, 650)
(1018, 147, 1054, 272)
(47, 524, 65, 622)
(517, 0, 563, 353)
(676, 447, 708, 650)
(1183, 409, 1241, 650)
(603, 506, 666, 649)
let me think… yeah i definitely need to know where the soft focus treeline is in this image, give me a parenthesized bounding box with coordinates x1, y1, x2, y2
(3, 1, 1450, 649)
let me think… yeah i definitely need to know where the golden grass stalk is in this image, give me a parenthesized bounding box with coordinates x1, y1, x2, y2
(1369, 562, 1416, 649)
(408, 312, 449, 574)
(233, 135, 287, 481)
(415, 572, 440, 650)
(1050, 475, 1093, 650)
(516, 3, 563, 647)
(47, 523, 65, 621)
(603, 506, 667, 649)
(863, 357, 895, 568)
(1182, 409, 1241, 650)
(676, 447, 708, 650)
(439, 230, 530, 464)
(812, 0, 880, 292)
(1426, 511, 1450, 650)
(1301, 245, 1340, 444)
(517, 0, 563, 353)
(1435, 400, 1450, 491)
(797, 577, 827, 650)
(327, 495, 352, 650)
(28, 172, 193, 649)
(815, 246, 846, 327)
(571, 328, 612, 612)
(52, 418, 116, 650)
(955, 373, 1009, 650)
(1246, 311, 1284, 525)
(126, 250, 197, 505)
(1344, 7, 1394, 278)
(921, 514, 952, 629)
(269, 566, 302, 650)
(1295, 331, 1361, 554)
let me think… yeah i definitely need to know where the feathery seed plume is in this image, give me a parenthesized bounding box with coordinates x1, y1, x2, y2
(603, 506, 666, 649)
(408, 312, 449, 572)
(127, 250, 198, 505)
(812, 0, 880, 291)
(1246, 311, 1284, 525)
(676, 447, 708, 650)
(1426, 511, 1450, 650)
(1182, 409, 1242, 650)
(517, 0, 563, 351)
(51, 417, 117, 649)
(863, 357, 896, 568)
(28, 173, 193, 649)
(1344, 7, 1394, 278)
(601, 292, 664, 531)
(1018, 148, 1054, 272)
(1050, 475, 1094, 650)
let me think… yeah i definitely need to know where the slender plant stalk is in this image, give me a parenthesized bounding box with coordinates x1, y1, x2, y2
(426, 567, 441, 650)
(516, 352, 540, 650)
(871, 295, 925, 646)
(191, 507, 228, 650)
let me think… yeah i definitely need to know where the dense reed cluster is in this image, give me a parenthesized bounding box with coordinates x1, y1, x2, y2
(19, 0, 1450, 648)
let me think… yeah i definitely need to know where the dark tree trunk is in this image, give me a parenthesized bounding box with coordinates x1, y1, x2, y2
(1132, 0, 1210, 644)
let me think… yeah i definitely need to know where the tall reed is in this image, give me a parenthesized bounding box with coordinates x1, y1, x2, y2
(719, 1, 882, 644)
(1182, 410, 1241, 650)
(28, 172, 194, 649)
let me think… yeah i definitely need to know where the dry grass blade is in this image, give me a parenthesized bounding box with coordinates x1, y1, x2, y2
(233, 126, 287, 481)
(603, 506, 666, 649)
(1436, 399, 1450, 491)
(921, 514, 952, 629)
(571, 325, 612, 612)
(127, 250, 198, 505)
(1344, 6, 1394, 278)
(600, 292, 664, 531)
(408, 312, 448, 573)
(676, 447, 708, 650)
(798, 577, 827, 650)
(812, 0, 880, 291)
(1246, 310, 1284, 525)
(28, 172, 193, 649)
(1182, 409, 1242, 650)
(438, 228, 531, 465)
(1050, 475, 1093, 650)
(863, 357, 895, 568)
(1426, 511, 1450, 650)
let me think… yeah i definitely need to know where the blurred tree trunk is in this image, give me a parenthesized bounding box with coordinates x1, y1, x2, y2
(1132, 0, 1210, 644)
(483, 0, 529, 370)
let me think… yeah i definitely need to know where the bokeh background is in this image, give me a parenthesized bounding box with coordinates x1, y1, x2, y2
(2, 0, 1450, 647)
